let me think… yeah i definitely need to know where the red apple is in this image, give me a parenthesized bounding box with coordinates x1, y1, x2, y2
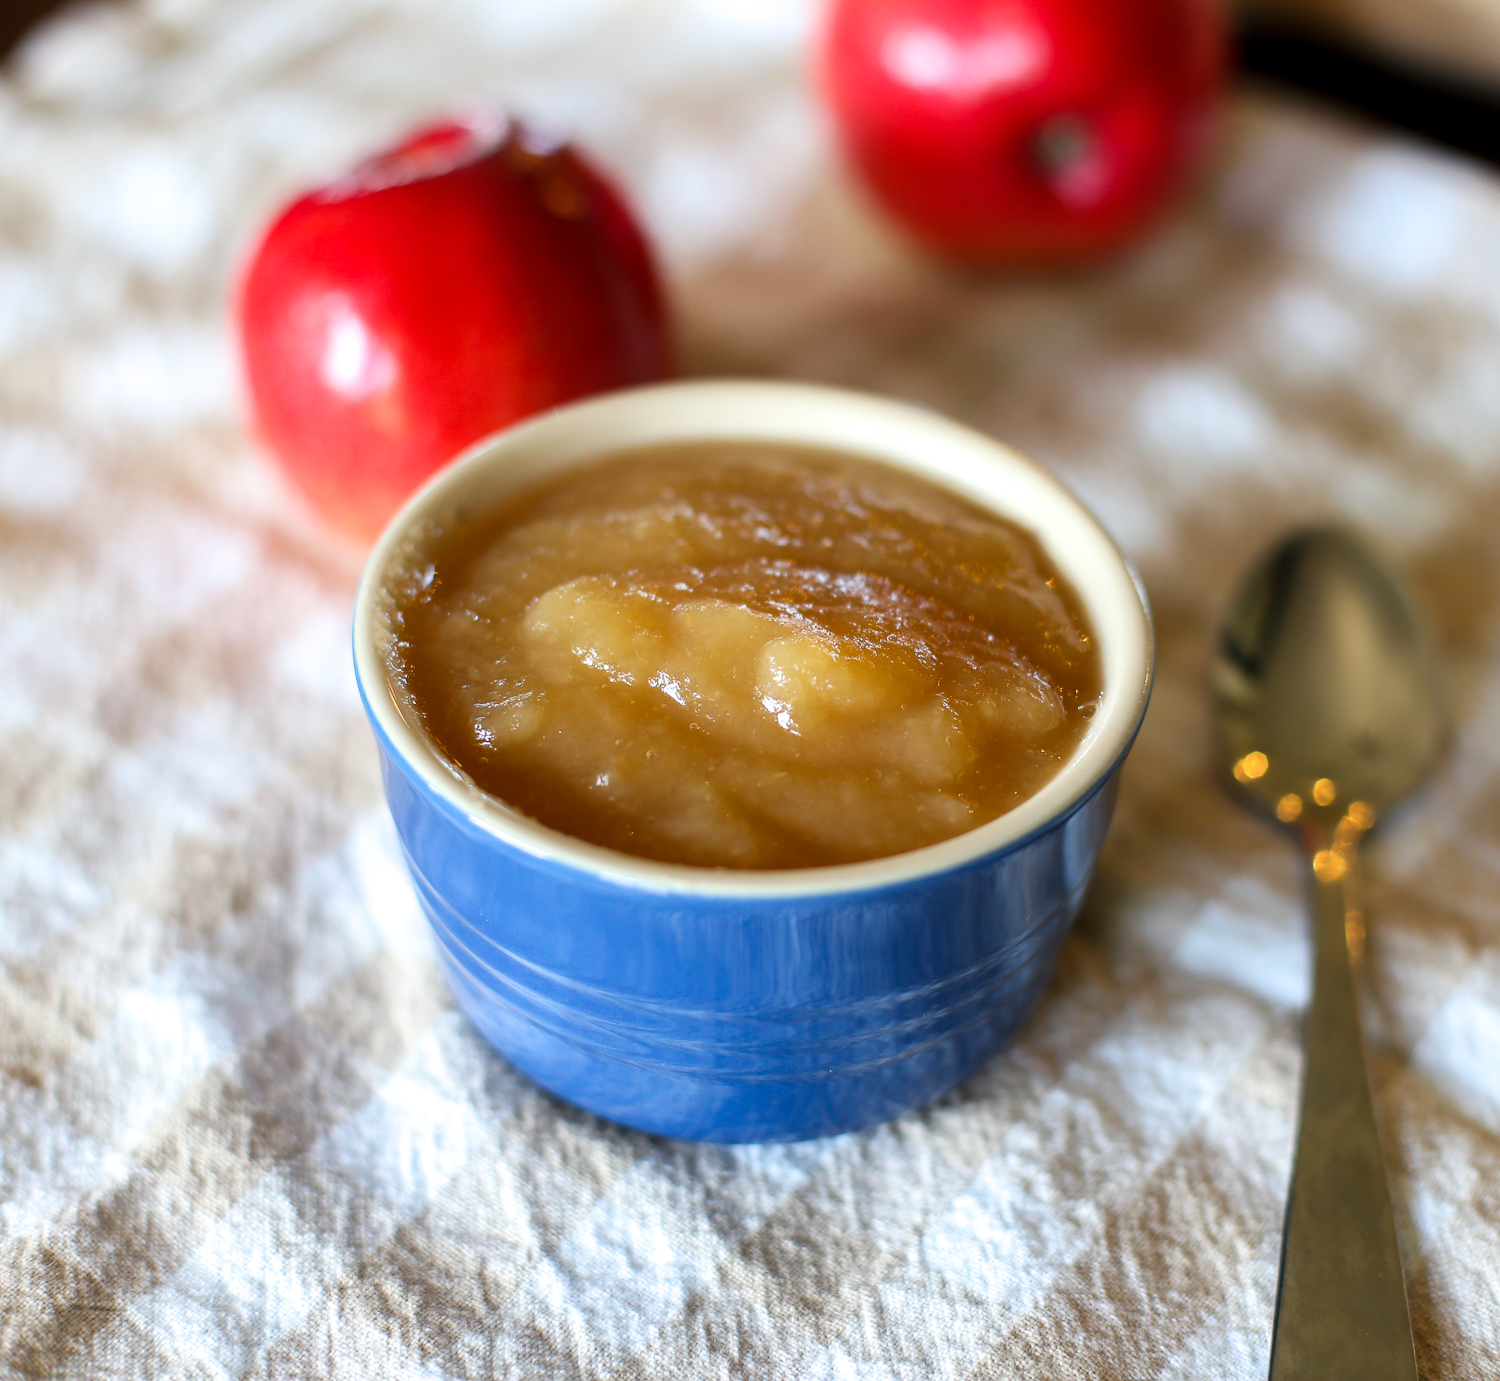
(237, 115, 670, 542)
(819, 0, 1228, 265)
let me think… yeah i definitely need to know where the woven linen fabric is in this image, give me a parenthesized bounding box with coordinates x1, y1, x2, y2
(2, 1, 1500, 1377)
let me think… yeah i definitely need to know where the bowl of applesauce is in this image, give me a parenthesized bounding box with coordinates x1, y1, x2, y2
(354, 380, 1152, 1142)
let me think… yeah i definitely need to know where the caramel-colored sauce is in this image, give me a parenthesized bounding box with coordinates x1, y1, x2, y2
(386, 441, 1101, 869)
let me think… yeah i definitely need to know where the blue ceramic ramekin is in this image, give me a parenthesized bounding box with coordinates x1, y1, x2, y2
(354, 381, 1152, 1142)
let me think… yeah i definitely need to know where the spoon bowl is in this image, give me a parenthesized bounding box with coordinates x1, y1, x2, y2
(1217, 528, 1443, 824)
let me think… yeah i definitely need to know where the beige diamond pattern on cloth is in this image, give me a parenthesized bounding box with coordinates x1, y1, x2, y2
(2, 1, 1500, 1378)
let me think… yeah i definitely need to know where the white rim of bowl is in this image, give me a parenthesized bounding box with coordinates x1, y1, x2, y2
(354, 379, 1153, 899)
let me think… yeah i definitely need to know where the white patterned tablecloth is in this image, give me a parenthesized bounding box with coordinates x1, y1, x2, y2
(2, 2, 1499, 1377)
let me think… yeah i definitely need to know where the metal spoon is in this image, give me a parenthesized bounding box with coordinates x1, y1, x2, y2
(1214, 528, 1443, 1381)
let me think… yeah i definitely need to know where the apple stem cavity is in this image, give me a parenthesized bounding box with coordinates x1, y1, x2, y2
(317, 114, 513, 202)
(1030, 113, 1110, 207)
(1031, 113, 1093, 178)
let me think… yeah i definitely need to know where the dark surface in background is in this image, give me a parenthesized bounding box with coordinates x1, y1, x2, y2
(1240, 16, 1500, 167)
(0, 2, 1495, 166)
(1, 0, 68, 60)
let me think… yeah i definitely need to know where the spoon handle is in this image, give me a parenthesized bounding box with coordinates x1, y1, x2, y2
(1268, 843, 1417, 1381)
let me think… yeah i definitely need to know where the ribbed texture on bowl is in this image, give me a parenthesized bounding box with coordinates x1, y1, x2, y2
(375, 725, 1122, 1141)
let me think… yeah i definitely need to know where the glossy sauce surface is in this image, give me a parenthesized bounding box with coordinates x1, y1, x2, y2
(385, 442, 1102, 868)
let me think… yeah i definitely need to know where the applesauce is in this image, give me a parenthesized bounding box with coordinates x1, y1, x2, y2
(383, 441, 1102, 869)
